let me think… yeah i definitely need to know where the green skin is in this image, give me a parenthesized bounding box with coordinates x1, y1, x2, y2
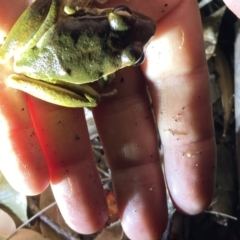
(0, 0, 156, 107)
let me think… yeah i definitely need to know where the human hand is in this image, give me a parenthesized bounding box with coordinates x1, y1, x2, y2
(223, 0, 240, 18)
(0, 0, 216, 239)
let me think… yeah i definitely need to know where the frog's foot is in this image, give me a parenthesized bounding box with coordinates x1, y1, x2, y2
(6, 74, 101, 108)
(97, 73, 115, 88)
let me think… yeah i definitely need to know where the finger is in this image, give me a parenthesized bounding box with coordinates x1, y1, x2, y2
(93, 67, 168, 240)
(0, 0, 29, 34)
(0, 0, 49, 195)
(0, 0, 108, 233)
(28, 97, 108, 234)
(223, 0, 240, 18)
(92, 1, 174, 239)
(142, 0, 216, 214)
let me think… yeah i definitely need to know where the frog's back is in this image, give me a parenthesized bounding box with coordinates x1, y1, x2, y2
(14, 16, 124, 84)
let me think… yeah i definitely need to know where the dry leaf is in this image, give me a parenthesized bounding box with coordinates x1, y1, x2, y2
(215, 47, 233, 136)
(0, 171, 28, 226)
(39, 186, 78, 240)
(203, 6, 226, 59)
(95, 221, 125, 240)
(9, 229, 50, 240)
(105, 190, 119, 223)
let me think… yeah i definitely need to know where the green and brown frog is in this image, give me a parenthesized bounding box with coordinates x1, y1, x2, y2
(0, 0, 156, 107)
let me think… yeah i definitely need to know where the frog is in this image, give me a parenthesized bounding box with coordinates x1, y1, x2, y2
(0, 0, 156, 108)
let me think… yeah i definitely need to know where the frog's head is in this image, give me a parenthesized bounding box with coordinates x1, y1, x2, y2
(107, 6, 156, 66)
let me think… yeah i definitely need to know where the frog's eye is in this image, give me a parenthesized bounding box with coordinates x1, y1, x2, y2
(134, 53, 145, 66)
(109, 6, 135, 31)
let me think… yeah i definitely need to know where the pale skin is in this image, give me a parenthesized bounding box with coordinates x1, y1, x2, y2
(0, 0, 238, 239)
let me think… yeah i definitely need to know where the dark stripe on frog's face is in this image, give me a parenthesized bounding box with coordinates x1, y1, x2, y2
(55, 16, 111, 45)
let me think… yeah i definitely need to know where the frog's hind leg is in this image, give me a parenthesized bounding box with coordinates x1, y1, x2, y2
(6, 74, 100, 108)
